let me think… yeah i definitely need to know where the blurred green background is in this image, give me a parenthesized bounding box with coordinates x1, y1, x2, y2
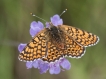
(0, 0, 106, 79)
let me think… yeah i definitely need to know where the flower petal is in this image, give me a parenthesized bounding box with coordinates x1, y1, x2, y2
(49, 62, 61, 74)
(50, 14, 63, 26)
(32, 60, 39, 68)
(57, 19, 63, 25)
(30, 21, 44, 37)
(38, 21, 44, 29)
(51, 15, 60, 22)
(26, 62, 33, 69)
(39, 60, 49, 74)
(29, 27, 41, 37)
(60, 58, 71, 70)
(40, 63, 49, 74)
(45, 22, 50, 28)
(30, 21, 44, 30)
(30, 21, 38, 29)
(18, 43, 26, 53)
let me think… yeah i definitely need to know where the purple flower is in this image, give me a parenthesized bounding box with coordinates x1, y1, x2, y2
(46, 14, 63, 28)
(18, 14, 71, 74)
(50, 14, 63, 26)
(18, 43, 26, 53)
(49, 59, 70, 74)
(30, 21, 44, 37)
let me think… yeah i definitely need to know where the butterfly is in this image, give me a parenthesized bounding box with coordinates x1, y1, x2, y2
(18, 21, 99, 63)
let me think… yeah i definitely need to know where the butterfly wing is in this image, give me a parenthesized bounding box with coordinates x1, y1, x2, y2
(18, 29, 48, 62)
(59, 25, 99, 47)
(19, 24, 99, 62)
(42, 41, 64, 62)
(64, 35, 85, 58)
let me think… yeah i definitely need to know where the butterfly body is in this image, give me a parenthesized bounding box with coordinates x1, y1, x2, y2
(19, 24, 99, 62)
(47, 25, 66, 49)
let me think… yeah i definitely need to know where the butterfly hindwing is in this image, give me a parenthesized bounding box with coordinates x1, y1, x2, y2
(42, 41, 64, 62)
(64, 35, 86, 58)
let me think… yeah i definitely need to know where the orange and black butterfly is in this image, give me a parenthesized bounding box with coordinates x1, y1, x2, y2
(18, 14, 99, 62)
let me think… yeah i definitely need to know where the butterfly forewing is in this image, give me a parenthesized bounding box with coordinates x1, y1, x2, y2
(18, 29, 48, 61)
(59, 25, 99, 47)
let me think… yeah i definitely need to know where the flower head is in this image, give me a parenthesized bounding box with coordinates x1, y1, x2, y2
(18, 14, 71, 74)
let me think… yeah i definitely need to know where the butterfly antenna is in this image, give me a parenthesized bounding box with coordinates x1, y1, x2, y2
(30, 13, 47, 22)
(60, 9, 67, 16)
